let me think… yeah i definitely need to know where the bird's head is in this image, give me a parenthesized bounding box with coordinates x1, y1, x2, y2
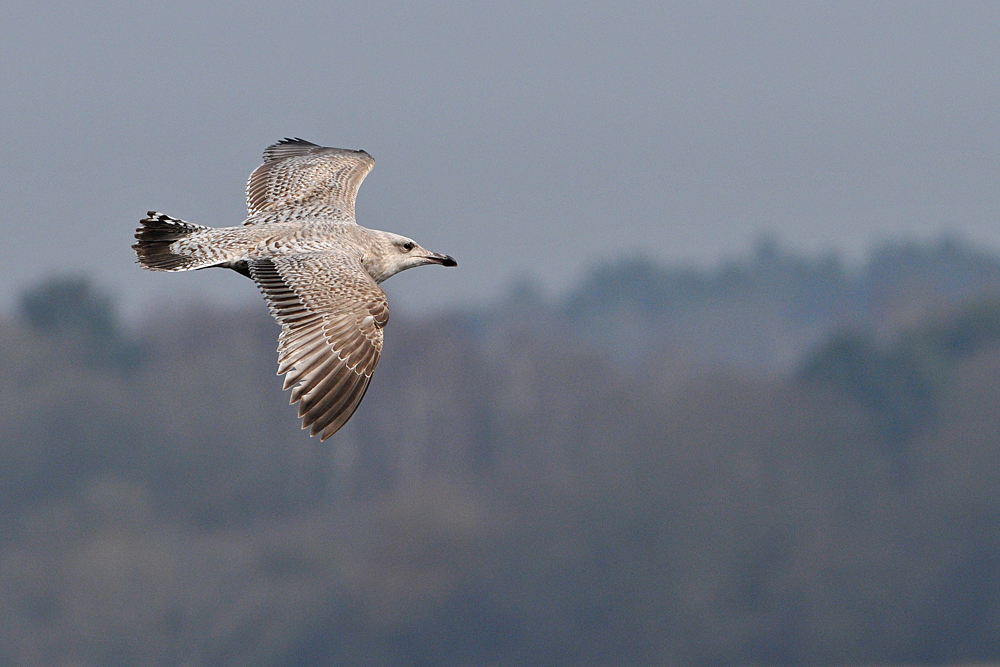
(363, 231, 457, 283)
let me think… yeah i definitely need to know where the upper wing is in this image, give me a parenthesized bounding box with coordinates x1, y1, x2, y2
(249, 252, 388, 440)
(245, 138, 375, 220)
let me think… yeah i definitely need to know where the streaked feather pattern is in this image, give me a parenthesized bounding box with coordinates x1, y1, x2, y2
(134, 138, 455, 440)
(248, 254, 387, 440)
(245, 138, 374, 220)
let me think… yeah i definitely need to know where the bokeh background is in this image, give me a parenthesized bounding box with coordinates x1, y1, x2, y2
(3, 2, 1000, 665)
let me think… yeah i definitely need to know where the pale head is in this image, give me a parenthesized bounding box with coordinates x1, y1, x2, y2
(360, 229, 457, 284)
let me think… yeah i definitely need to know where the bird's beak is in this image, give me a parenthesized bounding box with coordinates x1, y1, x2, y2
(425, 252, 457, 267)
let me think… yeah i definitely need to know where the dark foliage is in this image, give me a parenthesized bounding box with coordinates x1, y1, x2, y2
(3, 238, 1000, 666)
(18, 276, 142, 371)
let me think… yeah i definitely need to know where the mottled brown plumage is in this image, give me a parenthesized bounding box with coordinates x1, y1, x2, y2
(246, 140, 374, 219)
(133, 138, 456, 439)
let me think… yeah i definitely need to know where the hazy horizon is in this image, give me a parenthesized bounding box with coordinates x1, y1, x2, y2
(3, 2, 999, 319)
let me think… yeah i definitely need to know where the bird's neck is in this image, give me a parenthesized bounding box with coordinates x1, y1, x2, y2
(356, 226, 402, 284)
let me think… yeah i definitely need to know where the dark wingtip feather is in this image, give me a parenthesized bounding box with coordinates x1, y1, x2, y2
(262, 138, 321, 162)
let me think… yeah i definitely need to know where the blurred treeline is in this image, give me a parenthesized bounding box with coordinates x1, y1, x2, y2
(3, 238, 1000, 666)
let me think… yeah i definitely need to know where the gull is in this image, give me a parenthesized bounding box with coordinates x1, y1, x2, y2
(133, 138, 457, 440)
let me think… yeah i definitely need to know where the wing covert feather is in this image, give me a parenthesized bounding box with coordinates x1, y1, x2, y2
(248, 253, 388, 440)
(246, 138, 374, 220)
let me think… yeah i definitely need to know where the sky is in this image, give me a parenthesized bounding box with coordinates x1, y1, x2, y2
(2, 1, 999, 318)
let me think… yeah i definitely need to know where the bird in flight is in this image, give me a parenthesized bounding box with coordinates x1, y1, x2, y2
(133, 138, 457, 440)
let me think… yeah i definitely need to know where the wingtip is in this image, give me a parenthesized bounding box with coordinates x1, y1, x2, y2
(262, 137, 321, 161)
(278, 136, 316, 147)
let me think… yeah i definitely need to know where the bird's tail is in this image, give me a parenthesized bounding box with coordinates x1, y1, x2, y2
(133, 211, 212, 271)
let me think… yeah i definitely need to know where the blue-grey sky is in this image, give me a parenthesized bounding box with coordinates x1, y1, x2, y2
(2, 1, 999, 318)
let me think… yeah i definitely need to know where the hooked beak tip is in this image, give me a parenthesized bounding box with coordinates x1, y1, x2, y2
(428, 253, 457, 267)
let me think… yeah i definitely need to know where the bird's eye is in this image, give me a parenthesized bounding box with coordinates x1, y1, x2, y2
(402, 242, 414, 251)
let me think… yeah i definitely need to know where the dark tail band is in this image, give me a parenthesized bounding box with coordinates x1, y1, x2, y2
(133, 212, 209, 271)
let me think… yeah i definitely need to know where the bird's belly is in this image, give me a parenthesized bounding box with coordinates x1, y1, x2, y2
(247, 226, 351, 259)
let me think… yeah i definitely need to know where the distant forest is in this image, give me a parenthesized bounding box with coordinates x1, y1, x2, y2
(3, 237, 1000, 666)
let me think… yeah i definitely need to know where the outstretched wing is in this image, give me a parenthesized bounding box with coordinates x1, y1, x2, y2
(249, 252, 388, 440)
(246, 138, 375, 220)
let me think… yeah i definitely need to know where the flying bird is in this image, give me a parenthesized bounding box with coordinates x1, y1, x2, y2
(133, 138, 457, 440)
